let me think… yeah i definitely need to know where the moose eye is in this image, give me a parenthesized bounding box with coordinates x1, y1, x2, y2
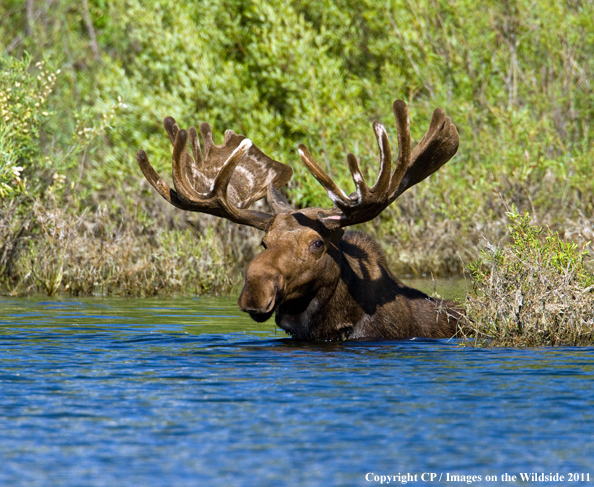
(310, 240, 324, 250)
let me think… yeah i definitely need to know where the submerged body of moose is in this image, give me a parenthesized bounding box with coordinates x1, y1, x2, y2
(137, 99, 461, 341)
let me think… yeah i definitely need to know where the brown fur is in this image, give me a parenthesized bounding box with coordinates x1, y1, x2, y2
(138, 100, 461, 341)
(238, 209, 461, 341)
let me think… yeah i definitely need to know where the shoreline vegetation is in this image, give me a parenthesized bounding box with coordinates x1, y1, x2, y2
(458, 210, 594, 347)
(2, 0, 594, 346)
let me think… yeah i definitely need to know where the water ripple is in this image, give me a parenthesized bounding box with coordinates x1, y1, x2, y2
(0, 296, 593, 486)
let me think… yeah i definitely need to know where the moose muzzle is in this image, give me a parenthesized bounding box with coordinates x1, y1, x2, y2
(238, 253, 285, 322)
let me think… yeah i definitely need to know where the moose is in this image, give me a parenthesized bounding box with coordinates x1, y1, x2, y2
(137, 99, 461, 341)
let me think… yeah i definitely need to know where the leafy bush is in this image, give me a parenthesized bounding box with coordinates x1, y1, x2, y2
(3, 0, 593, 208)
(460, 210, 594, 346)
(2, 0, 594, 295)
(0, 55, 56, 197)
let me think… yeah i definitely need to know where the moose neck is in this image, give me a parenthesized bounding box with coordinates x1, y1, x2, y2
(274, 270, 360, 341)
(273, 230, 452, 341)
(273, 231, 385, 341)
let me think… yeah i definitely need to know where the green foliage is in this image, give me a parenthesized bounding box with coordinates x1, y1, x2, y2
(30, 4, 594, 207)
(471, 209, 594, 288)
(0, 123, 21, 197)
(2, 0, 594, 294)
(3, 0, 594, 207)
(462, 209, 594, 346)
(0, 54, 55, 196)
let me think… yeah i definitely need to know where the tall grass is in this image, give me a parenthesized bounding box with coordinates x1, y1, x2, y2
(1, 194, 250, 296)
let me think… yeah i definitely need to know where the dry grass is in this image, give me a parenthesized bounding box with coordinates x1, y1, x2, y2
(0, 193, 261, 297)
(458, 211, 594, 347)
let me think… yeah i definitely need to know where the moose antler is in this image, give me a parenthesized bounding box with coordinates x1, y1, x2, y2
(137, 117, 293, 230)
(297, 100, 459, 226)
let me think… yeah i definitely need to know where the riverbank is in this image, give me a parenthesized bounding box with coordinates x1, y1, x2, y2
(0, 183, 591, 285)
(2, 176, 593, 297)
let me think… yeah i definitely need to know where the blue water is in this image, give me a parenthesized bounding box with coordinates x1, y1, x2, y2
(1, 296, 593, 487)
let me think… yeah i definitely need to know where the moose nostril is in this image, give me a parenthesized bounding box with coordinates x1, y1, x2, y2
(238, 295, 275, 314)
(238, 282, 275, 311)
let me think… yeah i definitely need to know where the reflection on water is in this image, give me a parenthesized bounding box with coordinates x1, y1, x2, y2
(0, 294, 593, 487)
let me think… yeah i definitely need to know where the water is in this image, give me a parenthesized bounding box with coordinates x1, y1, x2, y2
(1, 294, 593, 487)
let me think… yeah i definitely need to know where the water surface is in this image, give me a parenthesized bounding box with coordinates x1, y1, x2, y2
(1, 295, 593, 486)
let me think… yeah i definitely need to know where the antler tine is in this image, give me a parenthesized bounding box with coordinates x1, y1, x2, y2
(164, 116, 203, 192)
(137, 119, 280, 231)
(164, 116, 179, 145)
(391, 107, 459, 199)
(137, 149, 194, 211)
(369, 121, 393, 195)
(199, 122, 215, 161)
(188, 126, 204, 170)
(346, 153, 370, 202)
(307, 99, 458, 228)
(297, 144, 354, 207)
(387, 100, 412, 195)
(171, 128, 201, 204)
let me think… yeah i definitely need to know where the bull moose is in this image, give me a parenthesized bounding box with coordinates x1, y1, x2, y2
(137, 99, 461, 341)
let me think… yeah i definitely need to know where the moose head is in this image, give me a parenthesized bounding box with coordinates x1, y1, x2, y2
(137, 100, 460, 341)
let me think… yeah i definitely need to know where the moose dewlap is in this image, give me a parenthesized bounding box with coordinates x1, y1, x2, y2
(137, 99, 461, 341)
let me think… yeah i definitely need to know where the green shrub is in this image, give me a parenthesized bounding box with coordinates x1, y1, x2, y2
(0, 54, 55, 197)
(2, 0, 594, 295)
(461, 210, 594, 346)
